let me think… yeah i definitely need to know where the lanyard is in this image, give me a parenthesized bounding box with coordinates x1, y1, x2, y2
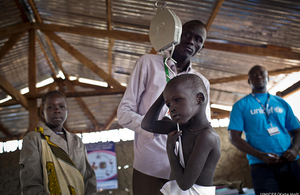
(163, 57, 176, 82)
(251, 93, 271, 124)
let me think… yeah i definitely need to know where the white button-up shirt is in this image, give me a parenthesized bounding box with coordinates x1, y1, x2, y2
(117, 53, 210, 179)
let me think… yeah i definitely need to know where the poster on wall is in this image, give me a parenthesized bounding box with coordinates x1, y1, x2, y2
(85, 141, 118, 191)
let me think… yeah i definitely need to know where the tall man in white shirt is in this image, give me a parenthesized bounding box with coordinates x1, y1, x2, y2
(117, 20, 211, 195)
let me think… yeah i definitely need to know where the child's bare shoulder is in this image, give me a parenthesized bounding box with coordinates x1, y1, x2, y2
(196, 128, 220, 145)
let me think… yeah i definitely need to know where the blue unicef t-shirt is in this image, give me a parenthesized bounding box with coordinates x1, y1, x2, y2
(228, 93, 300, 165)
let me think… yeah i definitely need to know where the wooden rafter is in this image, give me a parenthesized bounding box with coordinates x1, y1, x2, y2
(34, 23, 149, 43)
(1, 23, 299, 61)
(28, 88, 125, 98)
(209, 66, 300, 85)
(211, 107, 230, 119)
(36, 37, 57, 77)
(276, 80, 300, 98)
(13, 0, 30, 22)
(205, 0, 225, 31)
(204, 42, 300, 61)
(28, 29, 38, 132)
(27, 0, 42, 23)
(43, 31, 125, 90)
(101, 106, 118, 130)
(0, 22, 31, 39)
(31, 23, 300, 61)
(106, 0, 114, 76)
(0, 32, 26, 61)
(0, 75, 28, 109)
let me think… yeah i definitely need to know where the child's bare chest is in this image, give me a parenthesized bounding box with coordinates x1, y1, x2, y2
(181, 132, 198, 161)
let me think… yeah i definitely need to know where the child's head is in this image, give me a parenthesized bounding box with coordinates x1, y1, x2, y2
(40, 91, 68, 128)
(163, 74, 207, 124)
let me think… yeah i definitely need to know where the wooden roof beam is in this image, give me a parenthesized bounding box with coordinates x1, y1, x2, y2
(28, 28, 38, 132)
(27, 0, 42, 23)
(34, 23, 149, 43)
(0, 32, 26, 62)
(36, 36, 57, 77)
(209, 66, 300, 85)
(43, 31, 125, 90)
(33, 23, 300, 61)
(204, 42, 300, 61)
(106, 0, 114, 76)
(211, 107, 230, 119)
(205, 0, 225, 31)
(276, 80, 300, 98)
(0, 22, 31, 39)
(0, 75, 28, 109)
(34, 88, 125, 98)
(13, 0, 30, 22)
(101, 106, 118, 131)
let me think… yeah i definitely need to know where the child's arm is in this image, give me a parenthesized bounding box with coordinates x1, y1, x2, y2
(19, 133, 48, 195)
(141, 93, 177, 134)
(81, 143, 97, 195)
(167, 130, 219, 190)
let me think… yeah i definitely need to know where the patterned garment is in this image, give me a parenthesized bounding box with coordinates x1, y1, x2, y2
(20, 125, 96, 195)
(36, 127, 85, 195)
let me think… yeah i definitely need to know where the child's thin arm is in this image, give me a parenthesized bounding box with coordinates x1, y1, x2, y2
(167, 131, 216, 190)
(141, 93, 176, 134)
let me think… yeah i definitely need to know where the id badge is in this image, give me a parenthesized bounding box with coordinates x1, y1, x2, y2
(267, 126, 280, 136)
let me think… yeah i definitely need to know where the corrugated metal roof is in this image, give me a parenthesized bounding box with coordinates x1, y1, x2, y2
(0, 0, 299, 141)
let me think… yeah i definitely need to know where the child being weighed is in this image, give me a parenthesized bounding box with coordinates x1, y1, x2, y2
(142, 74, 221, 195)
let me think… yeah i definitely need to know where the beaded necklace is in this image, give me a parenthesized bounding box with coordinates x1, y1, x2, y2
(189, 122, 211, 132)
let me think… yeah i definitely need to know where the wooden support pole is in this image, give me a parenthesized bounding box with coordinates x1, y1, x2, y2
(28, 29, 38, 132)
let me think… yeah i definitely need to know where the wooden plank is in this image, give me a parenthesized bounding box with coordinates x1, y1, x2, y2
(0, 75, 28, 109)
(36, 37, 57, 76)
(106, 0, 114, 76)
(13, 0, 30, 22)
(209, 66, 300, 84)
(44, 34, 65, 73)
(101, 106, 118, 130)
(0, 32, 26, 62)
(204, 42, 300, 60)
(205, 0, 225, 30)
(276, 80, 300, 98)
(43, 31, 125, 90)
(108, 39, 114, 76)
(31, 87, 125, 98)
(0, 99, 18, 107)
(0, 22, 31, 39)
(35, 23, 150, 43)
(34, 23, 300, 60)
(28, 29, 37, 95)
(27, 0, 42, 23)
(106, 0, 112, 31)
(28, 29, 38, 132)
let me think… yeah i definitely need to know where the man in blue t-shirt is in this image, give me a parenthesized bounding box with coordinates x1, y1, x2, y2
(228, 65, 300, 194)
